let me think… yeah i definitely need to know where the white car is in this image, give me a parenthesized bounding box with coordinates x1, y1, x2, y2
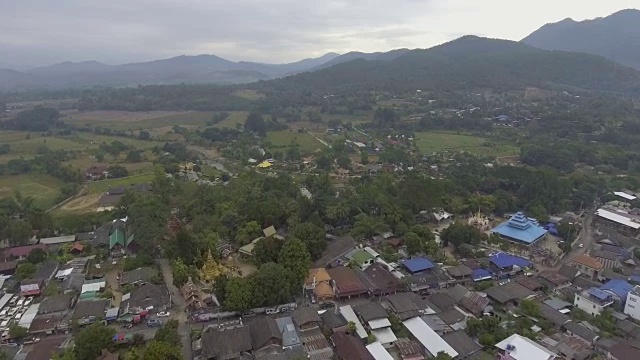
(579, 243, 584, 248)
(156, 311, 170, 317)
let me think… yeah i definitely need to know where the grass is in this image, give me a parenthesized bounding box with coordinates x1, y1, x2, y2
(414, 132, 519, 157)
(214, 111, 248, 129)
(266, 130, 327, 153)
(233, 90, 265, 100)
(0, 174, 66, 209)
(87, 173, 155, 194)
(64, 111, 213, 131)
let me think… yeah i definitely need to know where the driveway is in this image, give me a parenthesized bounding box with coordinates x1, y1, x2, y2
(158, 258, 192, 360)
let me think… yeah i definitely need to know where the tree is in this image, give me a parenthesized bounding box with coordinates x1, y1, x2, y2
(253, 263, 295, 306)
(278, 238, 311, 286)
(244, 112, 267, 136)
(214, 274, 229, 305)
(138, 130, 151, 140)
(74, 323, 116, 360)
(15, 262, 36, 280)
(360, 151, 369, 165)
(154, 320, 181, 347)
(253, 236, 285, 265)
(434, 352, 453, 360)
(26, 247, 47, 264)
(126, 150, 143, 163)
(404, 232, 423, 255)
(290, 222, 326, 260)
(520, 299, 541, 317)
(235, 221, 262, 246)
(143, 340, 182, 360)
(107, 165, 128, 178)
(7, 220, 31, 246)
(172, 258, 191, 287)
(8, 325, 28, 339)
(347, 321, 357, 334)
(224, 277, 255, 311)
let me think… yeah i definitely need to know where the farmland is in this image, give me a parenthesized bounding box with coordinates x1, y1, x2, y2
(63, 110, 213, 131)
(86, 173, 155, 194)
(414, 132, 519, 157)
(214, 111, 248, 129)
(0, 174, 66, 209)
(266, 130, 327, 154)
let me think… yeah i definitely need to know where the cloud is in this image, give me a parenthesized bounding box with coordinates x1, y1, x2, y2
(0, 0, 638, 68)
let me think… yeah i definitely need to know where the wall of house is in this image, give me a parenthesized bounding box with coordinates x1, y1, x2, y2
(624, 292, 640, 321)
(574, 294, 608, 316)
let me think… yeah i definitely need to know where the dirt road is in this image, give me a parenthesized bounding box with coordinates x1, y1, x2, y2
(158, 258, 192, 360)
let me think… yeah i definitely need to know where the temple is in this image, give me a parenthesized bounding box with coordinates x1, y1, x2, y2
(491, 212, 547, 246)
(199, 248, 229, 285)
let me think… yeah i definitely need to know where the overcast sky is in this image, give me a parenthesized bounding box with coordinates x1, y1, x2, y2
(1, 1, 638, 69)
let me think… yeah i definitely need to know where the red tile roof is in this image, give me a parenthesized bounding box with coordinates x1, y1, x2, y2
(573, 254, 605, 270)
(327, 266, 367, 297)
(5, 244, 46, 258)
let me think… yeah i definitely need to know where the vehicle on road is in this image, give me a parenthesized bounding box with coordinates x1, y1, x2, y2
(157, 311, 170, 317)
(147, 319, 162, 327)
(579, 243, 584, 248)
(265, 308, 279, 315)
(241, 311, 256, 318)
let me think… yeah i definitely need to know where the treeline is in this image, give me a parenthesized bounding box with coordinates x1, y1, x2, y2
(1, 106, 61, 131)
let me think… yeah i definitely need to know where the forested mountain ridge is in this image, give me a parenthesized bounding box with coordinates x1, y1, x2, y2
(259, 36, 640, 96)
(0, 52, 342, 90)
(522, 9, 640, 70)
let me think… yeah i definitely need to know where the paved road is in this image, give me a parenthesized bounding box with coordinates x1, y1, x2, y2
(553, 206, 596, 269)
(159, 259, 192, 360)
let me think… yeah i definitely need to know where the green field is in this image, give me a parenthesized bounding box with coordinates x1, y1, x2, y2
(214, 111, 248, 129)
(65, 111, 213, 131)
(415, 132, 519, 157)
(87, 173, 155, 194)
(266, 131, 327, 153)
(0, 174, 66, 209)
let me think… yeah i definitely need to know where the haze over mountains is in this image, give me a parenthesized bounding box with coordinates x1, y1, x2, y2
(522, 9, 640, 70)
(2, 9, 640, 93)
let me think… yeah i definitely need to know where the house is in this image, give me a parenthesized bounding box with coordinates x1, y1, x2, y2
(537, 271, 571, 290)
(442, 330, 482, 359)
(85, 164, 109, 180)
(495, 334, 557, 360)
(274, 316, 301, 349)
(109, 219, 135, 256)
(386, 292, 437, 321)
(249, 317, 282, 358)
(403, 316, 458, 358)
(624, 285, 640, 321)
(460, 292, 491, 316)
(426, 292, 456, 312)
(573, 255, 604, 281)
(238, 226, 284, 257)
(181, 277, 210, 311)
(39, 235, 76, 246)
(608, 342, 640, 360)
(120, 283, 171, 318)
(446, 264, 473, 281)
(292, 307, 322, 331)
(21, 279, 45, 297)
(402, 257, 435, 274)
(354, 303, 396, 347)
(491, 212, 548, 246)
(328, 266, 367, 298)
(489, 253, 532, 276)
(394, 338, 424, 360)
(600, 279, 633, 304)
(331, 332, 373, 360)
(366, 341, 395, 360)
(538, 303, 570, 328)
(445, 284, 470, 304)
(574, 288, 614, 316)
(321, 310, 348, 334)
(38, 294, 74, 315)
(72, 299, 110, 325)
(0, 260, 18, 275)
(24, 336, 68, 360)
(515, 276, 543, 291)
(29, 314, 65, 336)
(357, 264, 402, 297)
(594, 208, 640, 236)
(485, 282, 535, 306)
(119, 267, 158, 287)
(563, 321, 599, 345)
(541, 333, 591, 360)
(201, 326, 253, 360)
(339, 305, 368, 339)
(3, 244, 47, 261)
(305, 268, 334, 301)
(346, 248, 375, 271)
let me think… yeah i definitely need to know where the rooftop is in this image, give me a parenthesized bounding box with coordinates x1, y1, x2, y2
(327, 266, 367, 297)
(350, 249, 374, 265)
(354, 302, 388, 323)
(120, 267, 157, 285)
(495, 334, 556, 360)
(250, 317, 281, 350)
(491, 212, 548, 244)
(600, 279, 633, 299)
(573, 254, 605, 271)
(275, 316, 301, 348)
(609, 342, 640, 360)
(403, 316, 458, 358)
(292, 306, 321, 328)
(596, 208, 640, 229)
(485, 282, 535, 304)
(331, 332, 373, 360)
(489, 253, 532, 269)
(402, 257, 434, 273)
(201, 327, 253, 359)
(563, 322, 599, 343)
(446, 264, 473, 277)
(72, 299, 109, 319)
(442, 330, 482, 358)
(538, 303, 570, 327)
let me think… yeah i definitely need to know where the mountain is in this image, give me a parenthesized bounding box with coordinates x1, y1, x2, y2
(310, 49, 411, 71)
(263, 36, 640, 96)
(0, 52, 341, 90)
(522, 9, 640, 70)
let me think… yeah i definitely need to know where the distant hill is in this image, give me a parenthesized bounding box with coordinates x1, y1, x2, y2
(0, 52, 341, 90)
(310, 49, 411, 71)
(263, 36, 640, 96)
(522, 9, 640, 70)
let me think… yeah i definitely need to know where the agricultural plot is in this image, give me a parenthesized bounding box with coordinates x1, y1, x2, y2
(214, 111, 248, 129)
(414, 132, 519, 157)
(0, 174, 66, 209)
(64, 110, 213, 131)
(266, 130, 326, 153)
(87, 173, 155, 194)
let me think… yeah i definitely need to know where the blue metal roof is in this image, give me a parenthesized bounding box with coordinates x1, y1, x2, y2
(489, 252, 532, 269)
(588, 287, 611, 300)
(491, 212, 548, 244)
(472, 268, 492, 281)
(600, 279, 633, 299)
(402, 257, 434, 273)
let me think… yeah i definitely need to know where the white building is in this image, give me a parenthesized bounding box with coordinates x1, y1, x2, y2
(403, 317, 458, 358)
(574, 288, 614, 316)
(495, 334, 556, 360)
(624, 285, 640, 321)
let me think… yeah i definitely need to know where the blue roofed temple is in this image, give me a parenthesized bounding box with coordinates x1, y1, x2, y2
(491, 212, 548, 246)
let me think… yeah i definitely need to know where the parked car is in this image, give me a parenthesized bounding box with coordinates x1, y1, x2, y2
(265, 308, 279, 315)
(241, 311, 256, 318)
(319, 302, 335, 310)
(157, 312, 170, 317)
(147, 319, 162, 327)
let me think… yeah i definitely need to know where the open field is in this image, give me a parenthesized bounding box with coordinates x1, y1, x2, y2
(232, 90, 265, 100)
(214, 111, 248, 129)
(0, 174, 66, 209)
(64, 111, 213, 131)
(415, 132, 519, 157)
(320, 112, 371, 125)
(57, 193, 103, 213)
(266, 130, 326, 153)
(87, 173, 154, 194)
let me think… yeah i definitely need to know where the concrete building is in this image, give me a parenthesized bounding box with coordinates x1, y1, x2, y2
(574, 288, 614, 316)
(624, 285, 640, 321)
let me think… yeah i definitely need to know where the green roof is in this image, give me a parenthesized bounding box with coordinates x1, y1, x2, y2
(126, 234, 135, 247)
(352, 249, 374, 265)
(109, 229, 125, 249)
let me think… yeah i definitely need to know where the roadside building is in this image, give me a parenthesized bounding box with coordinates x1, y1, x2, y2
(201, 326, 253, 360)
(120, 283, 171, 318)
(72, 299, 109, 325)
(328, 266, 367, 299)
(357, 263, 402, 297)
(249, 317, 283, 359)
(275, 316, 301, 349)
(573, 255, 605, 281)
(305, 268, 334, 301)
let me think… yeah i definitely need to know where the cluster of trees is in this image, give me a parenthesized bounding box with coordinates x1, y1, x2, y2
(0, 193, 56, 245)
(2, 107, 61, 131)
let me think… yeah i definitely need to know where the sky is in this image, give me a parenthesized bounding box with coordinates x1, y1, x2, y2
(1, 1, 638, 69)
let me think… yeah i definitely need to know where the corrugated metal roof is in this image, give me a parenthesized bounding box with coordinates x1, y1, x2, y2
(366, 342, 394, 360)
(403, 317, 458, 358)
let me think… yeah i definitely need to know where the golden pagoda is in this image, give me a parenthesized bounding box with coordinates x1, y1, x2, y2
(199, 248, 228, 284)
